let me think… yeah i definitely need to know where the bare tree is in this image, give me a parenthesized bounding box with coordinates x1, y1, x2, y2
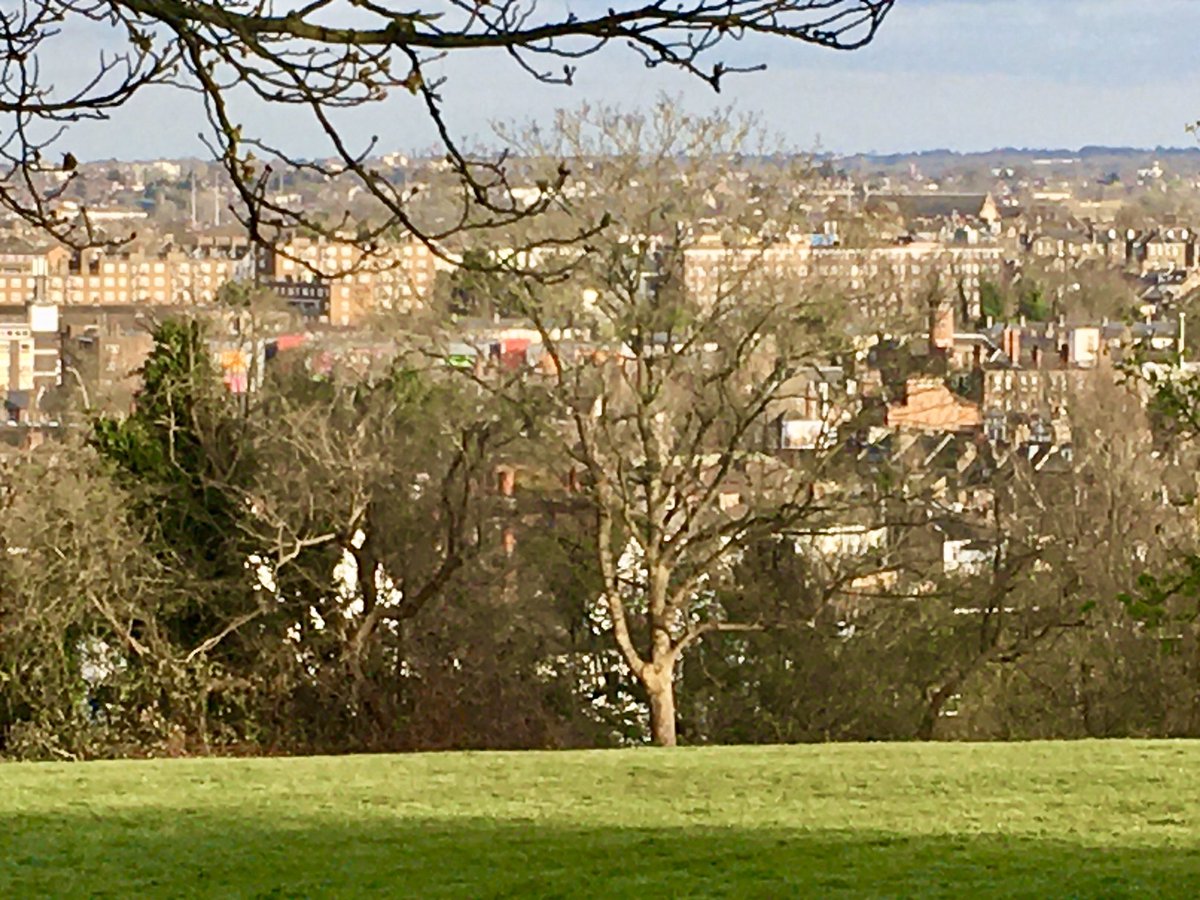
(0, 1, 893, 256)
(481, 104, 884, 746)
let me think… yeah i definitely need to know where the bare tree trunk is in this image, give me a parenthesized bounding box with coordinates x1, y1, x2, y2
(644, 661, 678, 747)
(919, 682, 957, 741)
(648, 680, 677, 747)
(642, 557, 681, 747)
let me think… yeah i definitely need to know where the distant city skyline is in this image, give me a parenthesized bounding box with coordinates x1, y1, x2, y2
(64, 0, 1200, 160)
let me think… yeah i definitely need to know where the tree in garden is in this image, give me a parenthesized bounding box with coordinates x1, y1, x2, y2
(1017, 283, 1052, 323)
(1, 1, 894, 253)
(979, 279, 1006, 322)
(1014, 258, 1136, 325)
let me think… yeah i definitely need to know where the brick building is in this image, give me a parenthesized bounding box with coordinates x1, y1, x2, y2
(682, 236, 1005, 319)
(0, 242, 250, 307)
(255, 236, 446, 325)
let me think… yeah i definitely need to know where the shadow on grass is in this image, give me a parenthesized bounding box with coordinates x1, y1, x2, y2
(3, 813, 1197, 898)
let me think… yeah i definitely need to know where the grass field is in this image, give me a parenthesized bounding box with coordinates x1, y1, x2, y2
(3, 741, 1200, 897)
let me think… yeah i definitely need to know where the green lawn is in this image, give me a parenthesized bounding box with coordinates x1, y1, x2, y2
(3, 742, 1200, 897)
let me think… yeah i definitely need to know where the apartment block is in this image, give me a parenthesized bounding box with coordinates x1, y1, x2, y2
(0, 243, 250, 307)
(256, 236, 446, 325)
(683, 236, 1004, 318)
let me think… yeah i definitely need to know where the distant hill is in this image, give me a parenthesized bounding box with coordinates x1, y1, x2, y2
(832, 146, 1200, 179)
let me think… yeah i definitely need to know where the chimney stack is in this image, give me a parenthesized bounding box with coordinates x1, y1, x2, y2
(931, 300, 955, 352)
(1002, 327, 1022, 366)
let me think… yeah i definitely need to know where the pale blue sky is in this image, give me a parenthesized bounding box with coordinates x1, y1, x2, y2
(64, 0, 1200, 160)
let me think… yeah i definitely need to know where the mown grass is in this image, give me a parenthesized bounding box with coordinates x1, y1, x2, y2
(3, 741, 1200, 897)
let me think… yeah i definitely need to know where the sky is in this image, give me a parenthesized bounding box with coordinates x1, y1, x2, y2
(59, 0, 1200, 160)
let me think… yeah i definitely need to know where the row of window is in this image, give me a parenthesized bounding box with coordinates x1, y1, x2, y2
(986, 372, 1074, 391)
(95, 260, 231, 273)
